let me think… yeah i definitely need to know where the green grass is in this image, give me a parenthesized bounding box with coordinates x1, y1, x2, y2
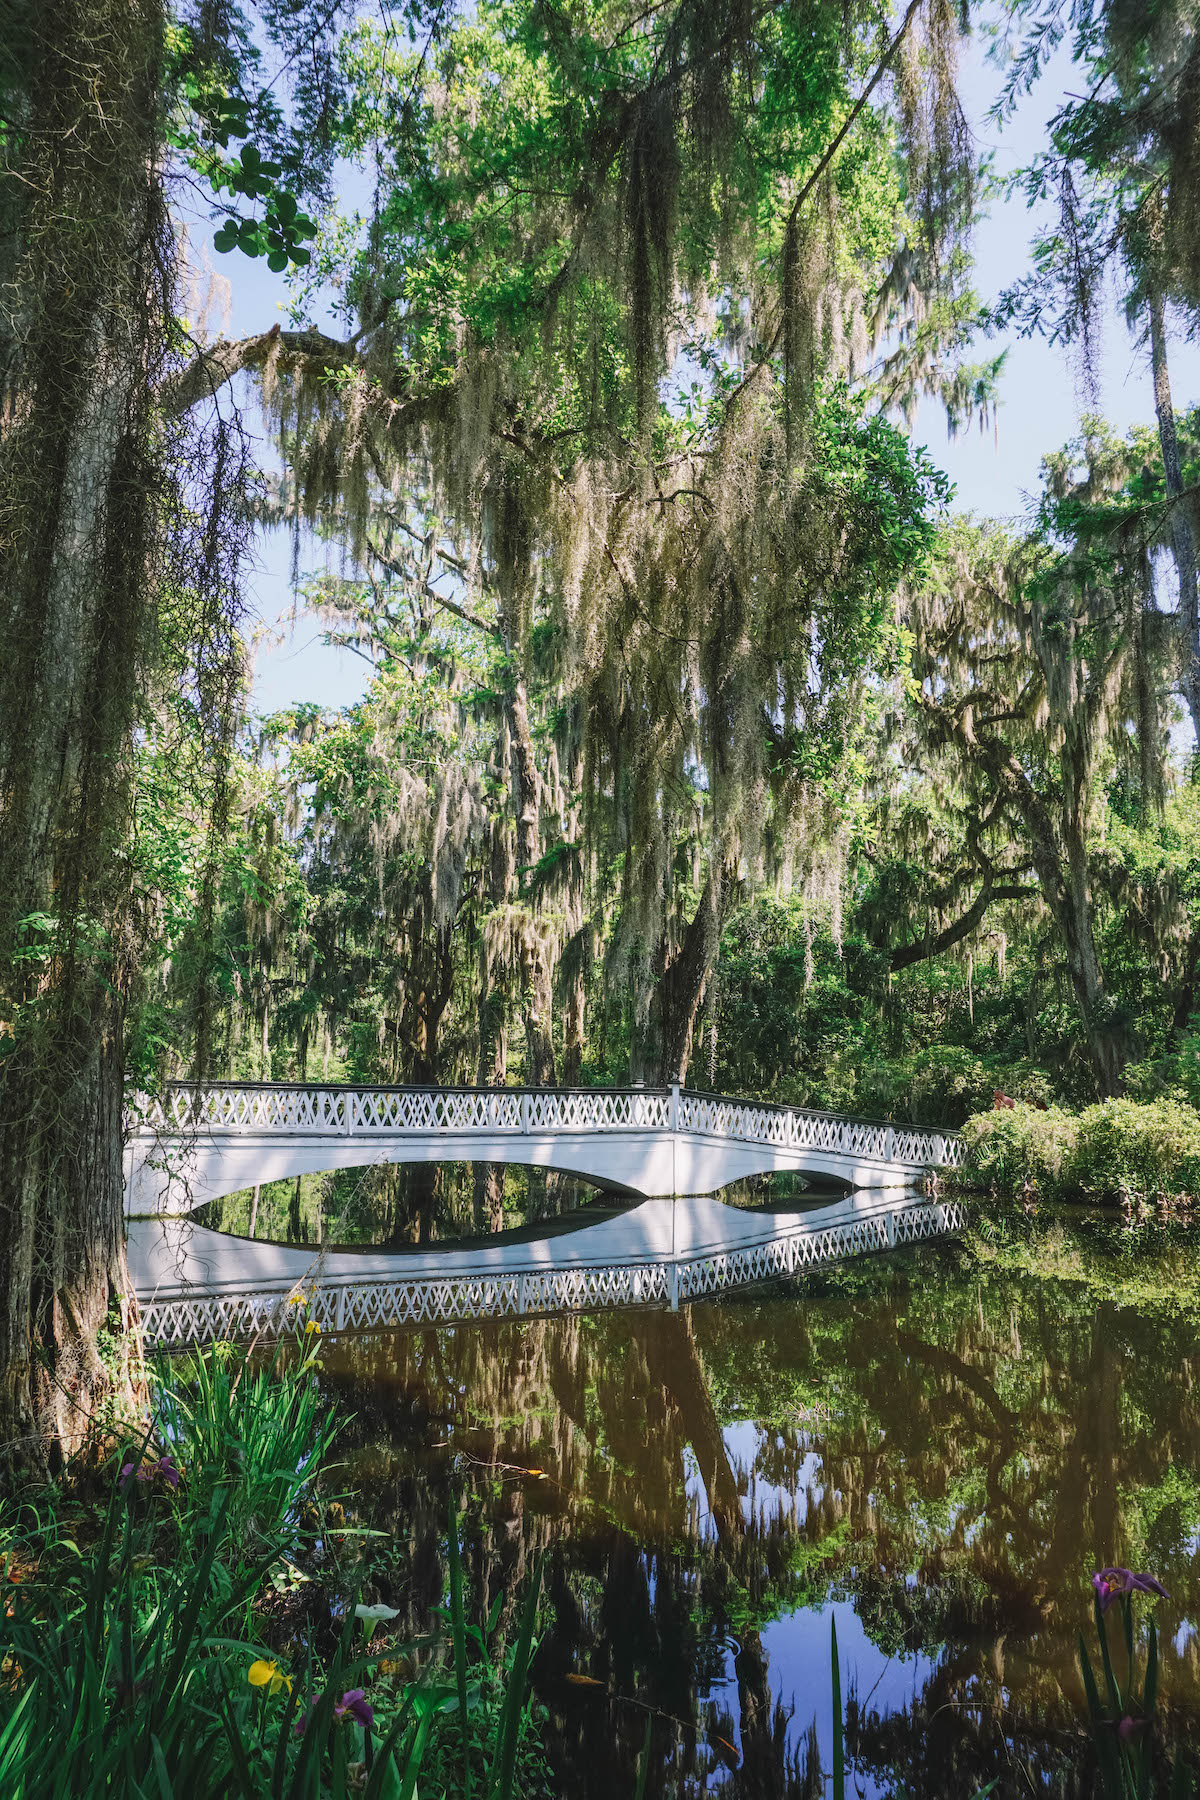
(0, 1340, 551, 1800)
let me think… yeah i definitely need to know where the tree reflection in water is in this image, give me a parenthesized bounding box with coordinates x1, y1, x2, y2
(313, 1238, 1200, 1797)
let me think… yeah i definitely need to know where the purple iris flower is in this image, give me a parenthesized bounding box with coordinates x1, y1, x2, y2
(295, 1688, 374, 1735)
(119, 1453, 181, 1492)
(334, 1690, 374, 1730)
(154, 1454, 180, 1489)
(1091, 1568, 1169, 1612)
(1118, 1715, 1145, 1743)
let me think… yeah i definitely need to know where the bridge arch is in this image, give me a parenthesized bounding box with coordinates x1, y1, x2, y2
(124, 1083, 961, 1216)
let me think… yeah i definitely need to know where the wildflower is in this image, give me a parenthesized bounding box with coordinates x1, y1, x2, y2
(1091, 1568, 1169, 1613)
(154, 1453, 180, 1489)
(334, 1689, 374, 1730)
(288, 1288, 309, 1309)
(305, 1319, 322, 1336)
(294, 1688, 375, 1735)
(120, 1452, 181, 1494)
(248, 1658, 292, 1695)
(354, 1600, 400, 1644)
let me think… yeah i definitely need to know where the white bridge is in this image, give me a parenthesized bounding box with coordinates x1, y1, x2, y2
(123, 1083, 966, 1347)
(125, 1082, 963, 1213)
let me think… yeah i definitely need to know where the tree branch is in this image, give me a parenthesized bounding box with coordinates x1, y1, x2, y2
(889, 879, 1035, 972)
(160, 323, 365, 417)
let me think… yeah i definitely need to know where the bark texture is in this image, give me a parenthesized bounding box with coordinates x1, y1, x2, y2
(1148, 286, 1200, 746)
(0, 0, 167, 1465)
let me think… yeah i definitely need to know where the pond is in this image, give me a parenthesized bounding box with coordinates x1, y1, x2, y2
(292, 1205, 1200, 1796)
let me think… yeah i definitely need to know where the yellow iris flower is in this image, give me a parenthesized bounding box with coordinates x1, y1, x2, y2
(248, 1659, 291, 1695)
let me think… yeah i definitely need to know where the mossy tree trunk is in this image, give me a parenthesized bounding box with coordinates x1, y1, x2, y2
(0, 0, 168, 1468)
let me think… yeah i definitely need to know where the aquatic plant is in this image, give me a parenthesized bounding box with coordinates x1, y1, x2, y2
(1080, 1567, 1197, 1797)
(0, 1340, 551, 1798)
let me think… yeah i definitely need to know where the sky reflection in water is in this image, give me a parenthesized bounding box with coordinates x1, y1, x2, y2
(305, 1207, 1200, 1796)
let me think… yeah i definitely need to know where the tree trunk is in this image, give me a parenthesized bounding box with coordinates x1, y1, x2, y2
(561, 964, 586, 1087)
(1148, 284, 1200, 747)
(647, 873, 726, 1085)
(507, 672, 557, 1085)
(0, 0, 169, 1467)
(248, 1184, 262, 1240)
(960, 732, 1126, 1097)
(474, 732, 514, 1232)
(288, 1176, 304, 1244)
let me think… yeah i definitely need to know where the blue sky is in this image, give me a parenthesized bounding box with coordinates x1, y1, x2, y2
(205, 19, 1200, 715)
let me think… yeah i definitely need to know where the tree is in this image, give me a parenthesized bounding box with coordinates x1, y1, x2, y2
(993, 0, 1200, 741)
(892, 423, 1181, 1095)
(198, 0, 981, 1082)
(0, 0, 351, 1465)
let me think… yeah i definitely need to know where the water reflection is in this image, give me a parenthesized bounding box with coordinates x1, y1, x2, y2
(195, 1163, 830, 1247)
(311, 1235, 1200, 1796)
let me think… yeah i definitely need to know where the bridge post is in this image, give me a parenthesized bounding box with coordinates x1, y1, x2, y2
(341, 1091, 353, 1135)
(886, 1212, 897, 1248)
(884, 1127, 895, 1163)
(521, 1092, 530, 1135)
(670, 1082, 679, 1130)
(668, 1264, 679, 1312)
(335, 1287, 347, 1331)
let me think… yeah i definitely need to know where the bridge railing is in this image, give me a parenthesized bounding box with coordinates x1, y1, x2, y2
(131, 1083, 964, 1168)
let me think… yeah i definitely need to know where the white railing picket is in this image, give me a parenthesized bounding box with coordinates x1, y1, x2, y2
(128, 1083, 961, 1176)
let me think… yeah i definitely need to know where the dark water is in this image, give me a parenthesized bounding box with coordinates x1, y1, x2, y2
(306, 1212, 1200, 1797)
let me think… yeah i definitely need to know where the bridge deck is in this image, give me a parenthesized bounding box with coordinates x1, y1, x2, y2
(131, 1189, 967, 1347)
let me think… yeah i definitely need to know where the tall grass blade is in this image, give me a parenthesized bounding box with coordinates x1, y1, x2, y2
(633, 1714, 653, 1800)
(448, 1502, 472, 1800)
(488, 1553, 543, 1800)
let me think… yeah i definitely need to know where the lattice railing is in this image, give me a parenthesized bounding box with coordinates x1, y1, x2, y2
(130, 1083, 963, 1169)
(136, 1200, 967, 1347)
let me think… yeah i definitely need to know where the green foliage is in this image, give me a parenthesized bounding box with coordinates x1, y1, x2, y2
(1069, 1099, 1200, 1208)
(164, 6, 345, 271)
(0, 1342, 551, 1799)
(963, 1098, 1200, 1209)
(961, 1102, 1080, 1197)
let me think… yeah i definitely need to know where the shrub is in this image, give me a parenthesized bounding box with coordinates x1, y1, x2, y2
(1066, 1098, 1200, 1207)
(862, 1050, 1058, 1127)
(960, 1103, 1079, 1196)
(961, 1096, 1200, 1208)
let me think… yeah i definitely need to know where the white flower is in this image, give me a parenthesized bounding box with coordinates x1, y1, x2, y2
(354, 1603, 401, 1622)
